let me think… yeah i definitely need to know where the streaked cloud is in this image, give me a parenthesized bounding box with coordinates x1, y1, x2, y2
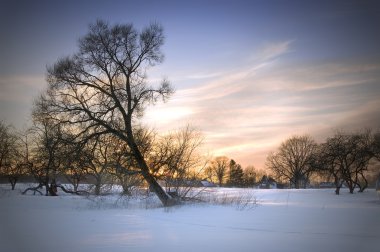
(185, 72, 223, 80)
(144, 42, 380, 169)
(0, 74, 45, 127)
(0, 75, 45, 102)
(255, 40, 294, 61)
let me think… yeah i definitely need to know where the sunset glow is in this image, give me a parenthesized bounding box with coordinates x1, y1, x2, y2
(1, 0, 380, 169)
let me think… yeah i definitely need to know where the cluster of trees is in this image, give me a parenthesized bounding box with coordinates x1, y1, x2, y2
(0, 20, 196, 206)
(204, 156, 262, 188)
(0, 118, 206, 197)
(267, 131, 380, 194)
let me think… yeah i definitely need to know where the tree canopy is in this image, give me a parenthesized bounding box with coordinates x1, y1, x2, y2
(45, 20, 174, 206)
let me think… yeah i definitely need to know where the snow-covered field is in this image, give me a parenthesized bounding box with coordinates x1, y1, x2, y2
(1, 185, 379, 252)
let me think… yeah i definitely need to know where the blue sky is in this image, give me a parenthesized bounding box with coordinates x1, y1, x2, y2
(1, 0, 380, 168)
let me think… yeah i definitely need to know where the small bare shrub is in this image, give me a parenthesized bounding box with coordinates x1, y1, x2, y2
(197, 189, 258, 210)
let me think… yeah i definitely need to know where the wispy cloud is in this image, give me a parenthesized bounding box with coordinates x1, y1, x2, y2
(176, 41, 295, 102)
(0, 74, 45, 102)
(0, 74, 45, 128)
(266, 62, 380, 92)
(185, 72, 223, 80)
(145, 42, 380, 169)
(255, 40, 294, 61)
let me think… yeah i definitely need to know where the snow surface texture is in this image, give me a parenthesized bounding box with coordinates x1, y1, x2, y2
(1, 186, 379, 252)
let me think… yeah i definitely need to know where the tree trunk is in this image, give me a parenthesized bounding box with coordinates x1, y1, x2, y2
(294, 178, 300, 189)
(133, 147, 175, 206)
(48, 179, 58, 196)
(95, 182, 101, 195)
(73, 183, 79, 193)
(335, 186, 341, 195)
(334, 177, 341, 195)
(48, 184, 58, 196)
(8, 177, 17, 190)
(45, 183, 49, 196)
(122, 185, 132, 196)
(358, 184, 367, 193)
(347, 180, 355, 194)
(125, 125, 175, 206)
(141, 163, 175, 206)
(118, 81, 174, 206)
(358, 173, 368, 193)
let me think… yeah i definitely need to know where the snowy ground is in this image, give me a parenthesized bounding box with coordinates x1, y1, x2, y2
(1, 185, 379, 252)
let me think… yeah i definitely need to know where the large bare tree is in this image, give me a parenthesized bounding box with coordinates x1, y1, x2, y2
(45, 20, 174, 206)
(266, 135, 317, 189)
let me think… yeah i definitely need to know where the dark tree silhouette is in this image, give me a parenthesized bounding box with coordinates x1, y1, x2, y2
(228, 159, 244, 187)
(205, 156, 229, 187)
(23, 95, 65, 196)
(318, 131, 373, 194)
(0, 122, 28, 190)
(45, 20, 174, 206)
(266, 135, 317, 189)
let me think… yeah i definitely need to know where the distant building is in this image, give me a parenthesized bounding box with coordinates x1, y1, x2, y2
(319, 182, 335, 188)
(259, 175, 277, 189)
(290, 174, 310, 189)
(200, 180, 216, 187)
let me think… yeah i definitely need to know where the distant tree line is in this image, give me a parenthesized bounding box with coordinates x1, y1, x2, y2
(266, 131, 380, 194)
(204, 156, 264, 188)
(0, 119, 208, 198)
(0, 116, 265, 194)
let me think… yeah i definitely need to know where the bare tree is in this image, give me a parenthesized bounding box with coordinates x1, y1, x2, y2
(317, 141, 345, 194)
(318, 131, 373, 194)
(0, 122, 29, 190)
(149, 126, 205, 199)
(0, 122, 17, 188)
(80, 134, 119, 195)
(243, 165, 257, 187)
(45, 20, 174, 206)
(60, 139, 88, 193)
(23, 95, 66, 196)
(205, 156, 229, 187)
(266, 135, 317, 189)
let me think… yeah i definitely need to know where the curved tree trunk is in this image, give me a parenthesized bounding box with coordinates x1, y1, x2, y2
(347, 180, 355, 194)
(132, 144, 175, 206)
(357, 173, 368, 193)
